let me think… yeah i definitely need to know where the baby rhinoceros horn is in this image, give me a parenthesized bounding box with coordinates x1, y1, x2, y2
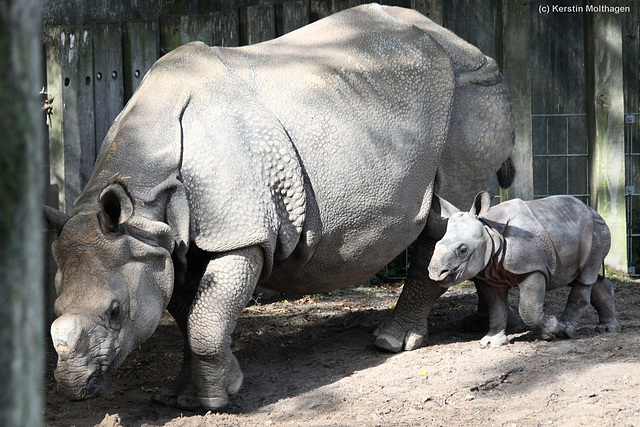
(51, 314, 84, 359)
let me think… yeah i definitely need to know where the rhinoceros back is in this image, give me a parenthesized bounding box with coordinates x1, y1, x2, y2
(190, 4, 459, 289)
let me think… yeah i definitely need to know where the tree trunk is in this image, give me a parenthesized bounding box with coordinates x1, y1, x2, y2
(0, 0, 44, 425)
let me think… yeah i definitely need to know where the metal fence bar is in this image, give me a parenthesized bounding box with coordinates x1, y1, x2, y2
(531, 113, 589, 200)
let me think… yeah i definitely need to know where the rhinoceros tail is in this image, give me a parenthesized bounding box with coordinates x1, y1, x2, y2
(497, 156, 516, 189)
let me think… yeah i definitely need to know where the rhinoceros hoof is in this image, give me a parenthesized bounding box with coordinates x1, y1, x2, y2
(151, 390, 178, 408)
(555, 321, 575, 339)
(374, 330, 424, 353)
(177, 393, 203, 411)
(196, 396, 229, 411)
(374, 333, 403, 353)
(595, 321, 621, 334)
(195, 369, 244, 411)
(479, 332, 509, 348)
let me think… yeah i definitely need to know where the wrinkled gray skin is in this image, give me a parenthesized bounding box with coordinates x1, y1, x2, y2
(44, 5, 515, 410)
(429, 192, 621, 349)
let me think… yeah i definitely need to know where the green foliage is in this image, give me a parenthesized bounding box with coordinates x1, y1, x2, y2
(248, 295, 262, 307)
(379, 245, 413, 282)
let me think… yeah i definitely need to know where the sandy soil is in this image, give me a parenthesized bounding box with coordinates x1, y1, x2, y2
(44, 279, 640, 427)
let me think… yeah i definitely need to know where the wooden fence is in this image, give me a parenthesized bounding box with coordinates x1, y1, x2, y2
(45, 1, 311, 214)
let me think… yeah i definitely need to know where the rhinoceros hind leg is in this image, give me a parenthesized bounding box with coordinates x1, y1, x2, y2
(591, 275, 621, 334)
(374, 234, 446, 352)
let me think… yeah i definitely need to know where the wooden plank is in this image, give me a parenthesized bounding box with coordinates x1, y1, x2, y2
(240, 5, 276, 45)
(411, 0, 442, 25)
(331, 0, 361, 14)
(276, 1, 310, 36)
(443, 0, 495, 58)
(212, 10, 239, 47)
(622, 1, 639, 115)
(160, 15, 214, 54)
(495, 0, 533, 201)
(43, 27, 95, 214)
(92, 23, 124, 154)
(310, 0, 331, 21)
(123, 20, 159, 100)
(585, 1, 628, 271)
(377, 0, 410, 7)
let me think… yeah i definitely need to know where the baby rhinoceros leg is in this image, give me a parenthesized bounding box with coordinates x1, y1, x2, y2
(557, 282, 592, 339)
(591, 275, 621, 334)
(518, 272, 559, 341)
(475, 282, 510, 348)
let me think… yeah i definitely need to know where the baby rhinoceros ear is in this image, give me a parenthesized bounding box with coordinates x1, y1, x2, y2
(470, 191, 492, 218)
(433, 195, 460, 219)
(99, 183, 134, 233)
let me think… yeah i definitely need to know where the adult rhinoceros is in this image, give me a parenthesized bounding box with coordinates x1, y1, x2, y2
(44, 4, 514, 410)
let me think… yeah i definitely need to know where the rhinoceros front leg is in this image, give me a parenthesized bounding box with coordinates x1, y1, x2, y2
(518, 272, 559, 340)
(374, 235, 446, 352)
(475, 282, 510, 348)
(182, 246, 263, 410)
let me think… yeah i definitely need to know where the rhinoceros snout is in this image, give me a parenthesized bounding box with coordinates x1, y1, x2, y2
(55, 368, 107, 401)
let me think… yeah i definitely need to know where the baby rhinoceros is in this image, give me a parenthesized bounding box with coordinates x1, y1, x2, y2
(428, 192, 620, 348)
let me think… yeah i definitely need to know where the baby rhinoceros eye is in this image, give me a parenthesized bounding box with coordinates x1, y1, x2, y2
(458, 245, 468, 257)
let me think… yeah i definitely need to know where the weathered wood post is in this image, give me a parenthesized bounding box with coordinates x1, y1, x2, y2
(93, 23, 124, 152)
(411, 0, 442, 25)
(585, 1, 628, 272)
(495, 0, 534, 201)
(161, 15, 214, 54)
(276, 0, 310, 36)
(240, 5, 276, 45)
(123, 21, 160, 101)
(43, 27, 95, 214)
(0, 0, 44, 424)
(213, 11, 240, 47)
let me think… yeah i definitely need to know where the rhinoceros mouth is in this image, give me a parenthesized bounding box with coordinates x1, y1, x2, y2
(86, 369, 107, 396)
(55, 367, 108, 401)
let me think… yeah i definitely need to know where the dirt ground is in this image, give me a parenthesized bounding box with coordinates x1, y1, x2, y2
(44, 278, 640, 427)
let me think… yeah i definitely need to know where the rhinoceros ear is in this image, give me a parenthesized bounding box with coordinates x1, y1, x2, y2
(434, 194, 460, 219)
(99, 183, 134, 233)
(470, 192, 492, 218)
(43, 205, 71, 235)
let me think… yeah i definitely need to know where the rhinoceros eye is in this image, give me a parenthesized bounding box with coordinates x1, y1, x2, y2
(108, 301, 121, 321)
